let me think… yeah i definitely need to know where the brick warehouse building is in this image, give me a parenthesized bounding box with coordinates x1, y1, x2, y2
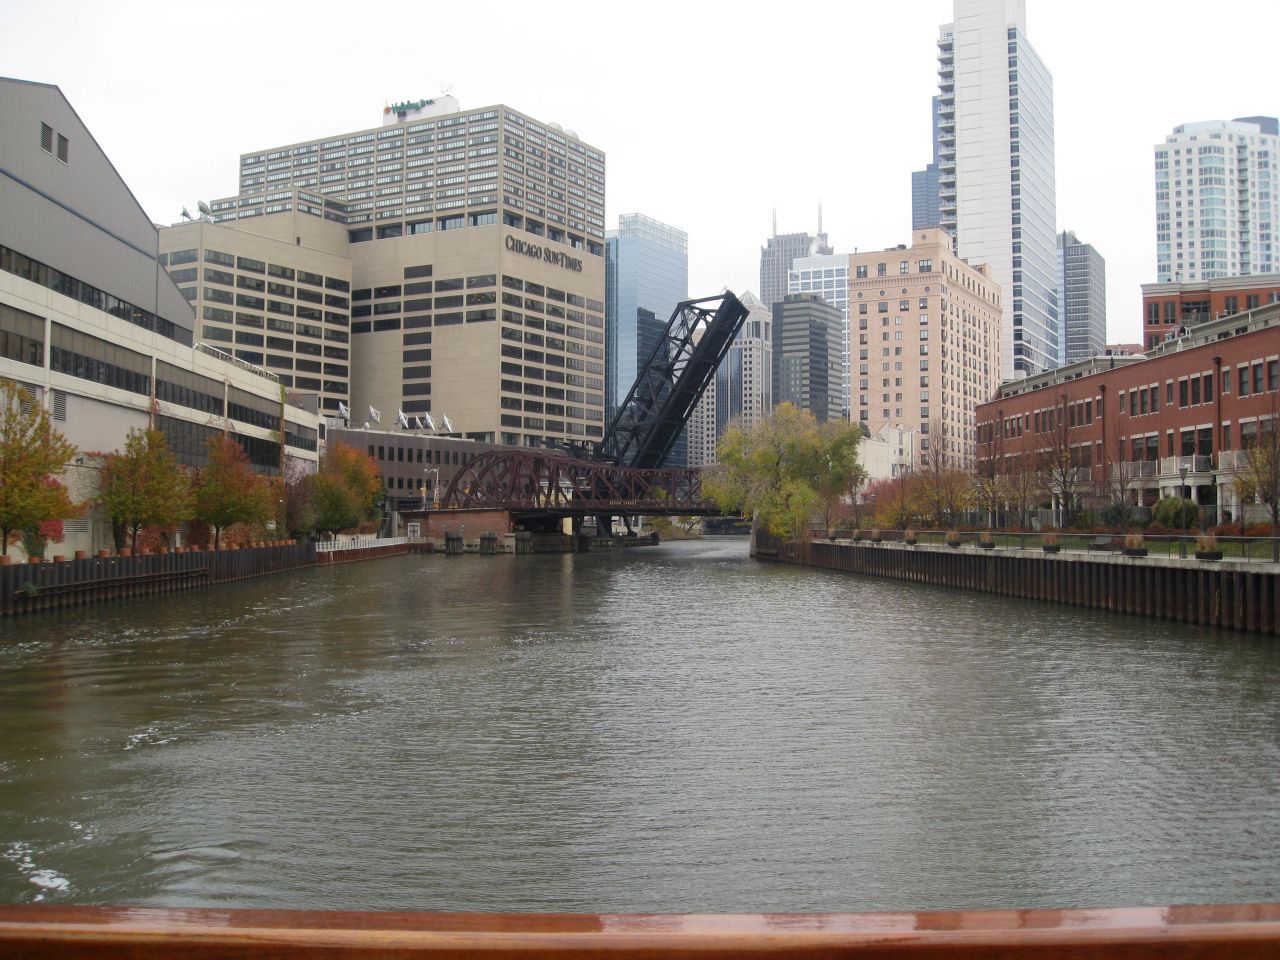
(1142, 275, 1280, 352)
(976, 303, 1280, 523)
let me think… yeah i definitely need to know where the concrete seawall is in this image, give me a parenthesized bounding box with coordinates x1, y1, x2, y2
(755, 533, 1280, 636)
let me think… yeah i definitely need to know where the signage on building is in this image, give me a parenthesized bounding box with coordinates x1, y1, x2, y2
(386, 99, 434, 115)
(505, 234, 583, 272)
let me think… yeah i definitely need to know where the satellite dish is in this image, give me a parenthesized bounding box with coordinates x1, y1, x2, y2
(442, 414, 454, 434)
(197, 200, 212, 217)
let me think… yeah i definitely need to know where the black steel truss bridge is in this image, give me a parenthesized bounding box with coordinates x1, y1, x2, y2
(436, 292, 748, 521)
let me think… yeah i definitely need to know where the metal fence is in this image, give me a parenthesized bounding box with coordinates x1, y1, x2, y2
(315, 537, 408, 553)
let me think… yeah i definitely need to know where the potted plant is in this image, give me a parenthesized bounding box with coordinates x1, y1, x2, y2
(1042, 531, 1061, 554)
(978, 530, 996, 550)
(1195, 532, 1223, 561)
(1123, 531, 1148, 558)
(870, 527, 883, 544)
(904, 528, 918, 545)
(946, 530, 962, 548)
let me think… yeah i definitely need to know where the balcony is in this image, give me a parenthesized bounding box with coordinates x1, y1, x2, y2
(1111, 461, 1159, 480)
(1160, 455, 1213, 476)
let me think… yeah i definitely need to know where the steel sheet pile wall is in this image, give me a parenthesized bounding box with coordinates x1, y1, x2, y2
(756, 534, 1280, 636)
(1, 543, 316, 617)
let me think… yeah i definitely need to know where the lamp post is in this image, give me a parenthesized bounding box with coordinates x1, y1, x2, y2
(1179, 463, 1189, 558)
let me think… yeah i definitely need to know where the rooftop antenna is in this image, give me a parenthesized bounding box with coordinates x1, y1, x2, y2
(818, 199, 823, 235)
(771, 205, 777, 237)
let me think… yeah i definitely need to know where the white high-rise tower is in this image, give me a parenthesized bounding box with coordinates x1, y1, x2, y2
(1155, 117, 1280, 283)
(938, 0, 1058, 379)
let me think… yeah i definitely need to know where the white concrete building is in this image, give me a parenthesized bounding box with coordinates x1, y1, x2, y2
(938, 0, 1058, 378)
(1155, 117, 1280, 283)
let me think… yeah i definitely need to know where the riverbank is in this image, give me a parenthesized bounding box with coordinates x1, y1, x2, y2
(755, 531, 1280, 636)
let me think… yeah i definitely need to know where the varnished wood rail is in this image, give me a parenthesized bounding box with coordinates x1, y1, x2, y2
(0, 903, 1278, 958)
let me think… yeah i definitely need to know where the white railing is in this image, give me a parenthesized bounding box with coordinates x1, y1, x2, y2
(314, 536, 407, 553)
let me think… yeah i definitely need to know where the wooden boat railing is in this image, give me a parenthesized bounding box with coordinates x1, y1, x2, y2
(1, 902, 1278, 958)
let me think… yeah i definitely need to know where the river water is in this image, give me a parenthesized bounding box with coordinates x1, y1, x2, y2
(1, 537, 1278, 912)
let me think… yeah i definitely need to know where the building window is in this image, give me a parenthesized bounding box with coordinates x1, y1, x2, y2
(57, 134, 69, 164)
(40, 122, 53, 153)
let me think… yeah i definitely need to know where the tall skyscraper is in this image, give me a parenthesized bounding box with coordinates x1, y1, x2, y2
(911, 97, 943, 230)
(759, 212, 832, 312)
(1155, 116, 1280, 283)
(1056, 230, 1106, 364)
(604, 213, 688, 425)
(771, 293, 843, 424)
(193, 96, 608, 449)
(938, 0, 1058, 378)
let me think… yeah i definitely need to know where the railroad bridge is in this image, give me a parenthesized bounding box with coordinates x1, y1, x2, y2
(424, 292, 747, 533)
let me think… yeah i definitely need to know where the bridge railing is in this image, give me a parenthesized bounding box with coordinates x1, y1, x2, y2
(315, 536, 408, 553)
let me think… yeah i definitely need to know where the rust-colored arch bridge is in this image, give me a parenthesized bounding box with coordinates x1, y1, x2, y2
(437, 449, 721, 518)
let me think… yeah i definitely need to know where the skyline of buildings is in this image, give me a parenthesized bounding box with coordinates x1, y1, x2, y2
(759, 218, 831, 314)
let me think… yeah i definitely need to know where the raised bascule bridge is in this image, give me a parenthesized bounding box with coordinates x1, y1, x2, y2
(431, 291, 748, 538)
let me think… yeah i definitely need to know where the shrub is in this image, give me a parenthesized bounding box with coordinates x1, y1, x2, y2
(1152, 497, 1200, 531)
(1125, 531, 1145, 549)
(1043, 531, 1059, 546)
(1197, 532, 1217, 552)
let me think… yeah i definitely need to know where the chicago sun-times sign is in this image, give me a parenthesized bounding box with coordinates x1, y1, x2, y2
(504, 234, 583, 273)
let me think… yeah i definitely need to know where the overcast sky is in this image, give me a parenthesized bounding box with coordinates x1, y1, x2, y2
(2, 0, 1276, 343)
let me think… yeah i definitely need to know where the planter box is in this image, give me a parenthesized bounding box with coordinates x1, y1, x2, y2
(979, 542, 995, 550)
(947, 541, 962, 548)
(1042, 544, 1061, 554)
(1123, 547, 1148, 558)
(1195, 550, 1223, 561)
(904, 539, 918, 546)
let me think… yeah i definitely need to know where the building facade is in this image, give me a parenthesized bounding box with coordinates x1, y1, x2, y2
(759, 218, 832, 312)
(976, 304, 1280, 522)
(604, 213, 688, 423)
(1155, 117, 1279, 284)
(911, 96, 943, 230)
(159, 216, 353, 417)
(772, 294, 843, 424)
(1057, 229, 1106, 364)
(938, 0, 1058, 378)
(1142, 275, 1280, 351)
(0, 78, 319, 557)
(788, 253, 851, 415)
(849, 229, 1001, 468)
(202, 98, 608, 450)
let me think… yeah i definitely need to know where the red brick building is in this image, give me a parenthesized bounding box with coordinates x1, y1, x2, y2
(1142, 275, 1280, 352)
(977, 303, 1280, 521)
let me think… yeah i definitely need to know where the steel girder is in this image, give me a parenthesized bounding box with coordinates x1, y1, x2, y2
(598, 292, 748, 469)
(437, 450, 717, 515)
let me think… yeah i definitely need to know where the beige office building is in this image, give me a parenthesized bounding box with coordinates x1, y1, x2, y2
(850, 228, 1000, 469)
(196, 97, 607, 447)
(159, 212, 353, 417)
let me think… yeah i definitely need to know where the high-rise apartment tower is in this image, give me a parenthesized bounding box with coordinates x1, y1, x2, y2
(938, 0, 1058, 379)
(1154, 116, 1280, 283)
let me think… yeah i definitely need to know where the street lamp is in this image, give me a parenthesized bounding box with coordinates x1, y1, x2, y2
(1179, 463, 1189, 558)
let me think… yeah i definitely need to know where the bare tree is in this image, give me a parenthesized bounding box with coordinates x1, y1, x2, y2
(1042, 393, 1083, 528)
(1232, 394, 1280, 561)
